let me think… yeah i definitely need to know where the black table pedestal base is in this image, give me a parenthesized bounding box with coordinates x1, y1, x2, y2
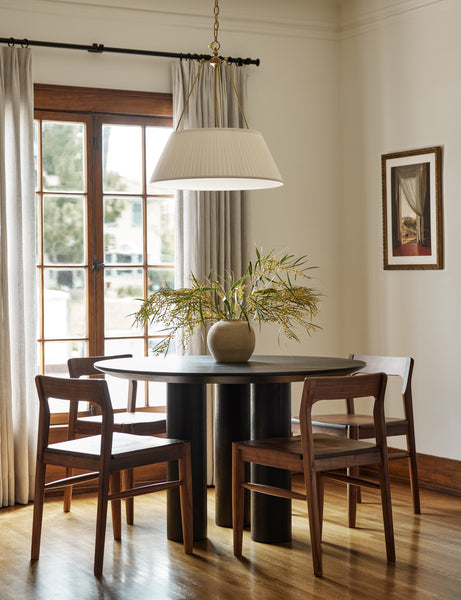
(214, 380, 292, 542)
(166, 382, 207, 542)
(251, 382, 292, 543)
(214, 384, 251, 528)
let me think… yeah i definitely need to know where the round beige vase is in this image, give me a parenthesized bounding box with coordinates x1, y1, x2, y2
(207, 319, 256, 363)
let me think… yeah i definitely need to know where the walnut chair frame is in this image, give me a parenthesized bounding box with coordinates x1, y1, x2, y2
(232, 373, 395, 577)
(66, 354, 167, 524)
(310, 355, 420, 525)
(31, 375, 192, 577)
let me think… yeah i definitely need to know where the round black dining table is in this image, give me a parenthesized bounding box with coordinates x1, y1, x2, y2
(95, 354, 365, 544)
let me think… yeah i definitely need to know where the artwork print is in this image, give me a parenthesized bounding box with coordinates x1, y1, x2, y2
(382, 147, 442, 270)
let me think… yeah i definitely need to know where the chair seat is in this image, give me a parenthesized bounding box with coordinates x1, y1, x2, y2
(240, 433, 379, 459)
(77, 411, 167, 434)
(48, 431, 182, 459)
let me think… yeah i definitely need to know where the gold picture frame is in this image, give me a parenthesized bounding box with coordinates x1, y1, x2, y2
(382, 146, 443, 270)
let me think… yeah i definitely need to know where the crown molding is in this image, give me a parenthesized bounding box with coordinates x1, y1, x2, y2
(339, 0, 447, 38)
(0, 0, 448, 44)
(0, 0, 340, 42)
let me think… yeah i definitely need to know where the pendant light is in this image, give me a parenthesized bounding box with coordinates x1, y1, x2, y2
(150, 0, 283, 192)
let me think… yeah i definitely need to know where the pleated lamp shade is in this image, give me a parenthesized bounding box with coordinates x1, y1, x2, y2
(150, 128, 283, 191)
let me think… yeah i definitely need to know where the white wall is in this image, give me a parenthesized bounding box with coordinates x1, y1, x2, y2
(0, 0, 342, 407)
(339, 0, 461, 460)
(2, 0, 459, 461)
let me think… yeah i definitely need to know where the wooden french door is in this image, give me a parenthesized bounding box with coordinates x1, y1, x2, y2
(34, 85, 173, 413)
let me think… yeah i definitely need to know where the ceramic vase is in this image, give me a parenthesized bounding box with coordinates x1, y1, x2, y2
(207, 319, 256, 363)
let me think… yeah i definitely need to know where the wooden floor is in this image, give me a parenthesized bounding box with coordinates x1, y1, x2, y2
(1, 477, 460, 599)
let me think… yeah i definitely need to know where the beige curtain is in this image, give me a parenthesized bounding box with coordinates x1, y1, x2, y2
(0, 47, 37, 506)
(173, 60, 250, 353)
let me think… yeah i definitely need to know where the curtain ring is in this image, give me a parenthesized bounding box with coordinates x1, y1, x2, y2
(8, 37, 15, 47)
(21, 39, 29, 48)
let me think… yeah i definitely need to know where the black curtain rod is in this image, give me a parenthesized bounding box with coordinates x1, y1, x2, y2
(1, 37, 260, 66)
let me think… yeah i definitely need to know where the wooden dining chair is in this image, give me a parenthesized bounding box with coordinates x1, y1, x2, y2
(309, 355, 420, 525)
(232, 373, 395, 577)
(31, 375, 193, 577)
(66, 354, 167, 524)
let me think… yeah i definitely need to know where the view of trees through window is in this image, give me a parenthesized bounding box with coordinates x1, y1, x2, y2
(34, 86, 173, 413)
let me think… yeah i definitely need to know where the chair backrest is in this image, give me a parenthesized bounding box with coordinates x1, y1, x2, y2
(347, 354, 413, 416)
(300, 373, 388, 467)
(68, 354, 132, 378)
(348, 354, 413, 394)
(68, 354, 137, 412)
(35, 375, 114, 449)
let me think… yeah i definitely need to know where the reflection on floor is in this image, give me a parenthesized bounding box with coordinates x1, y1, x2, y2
(1, 477, 461, 599)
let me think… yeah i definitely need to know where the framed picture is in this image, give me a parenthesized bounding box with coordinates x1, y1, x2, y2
(382, 146, 443, 270)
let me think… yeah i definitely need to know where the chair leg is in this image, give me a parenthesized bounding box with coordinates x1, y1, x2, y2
(63, 467, 73, 512)
(407, 434, 421, 514)
(316, 473, 324, 541)
(178, 443, 193, 554)
(31, 461, 47, 561)
(110, 472, 122, 541)
(377, 458, 396, 563)
(94, 469, 111, 577)
(306, 469, 323, 577)
(122, 469, 134, 525)
(347, 466, 360, 528)
(232, 444, 245, 558)
(347, 426, 360, 527)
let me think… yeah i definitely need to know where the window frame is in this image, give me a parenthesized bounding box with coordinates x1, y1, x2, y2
(34, 85, 173, 423)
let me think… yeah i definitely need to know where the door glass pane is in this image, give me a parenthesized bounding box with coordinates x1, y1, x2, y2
(103, 338, 146, 408)
(148, 335, 175, 354)
(147, 197, 175, 265)
(148, 382, 167, 407)
(104, 337, 144, 357)
(104, 267, 143, 336)
(103, 124, 142, 193)
(42, 122, 85, 192)
(148, 268, 174, 292)
(104, 196, 143, 265)
(44, 340, 87, 412)
(145, 269, 174, 338)
(43, 196, 85, 264)
(146, 126, 173, 194)
(44, 269, 86, 338)
(44, 340, 87, 376)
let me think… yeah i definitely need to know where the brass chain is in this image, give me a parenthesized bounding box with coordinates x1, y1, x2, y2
(209, 0, 221, 55)
(175, 0, 248, 131)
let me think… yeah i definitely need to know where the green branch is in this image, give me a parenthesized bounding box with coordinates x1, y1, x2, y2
(134, 247, 322, 355)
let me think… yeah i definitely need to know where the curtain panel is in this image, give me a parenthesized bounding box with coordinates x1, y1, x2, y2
(0, 47, 37, 506)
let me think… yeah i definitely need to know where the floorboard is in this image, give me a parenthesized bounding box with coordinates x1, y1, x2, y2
(1, 477, 460, 599)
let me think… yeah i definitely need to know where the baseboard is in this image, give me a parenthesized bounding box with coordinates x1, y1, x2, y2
(385, 448, 461, 497)
(292, 420, 461, 497)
